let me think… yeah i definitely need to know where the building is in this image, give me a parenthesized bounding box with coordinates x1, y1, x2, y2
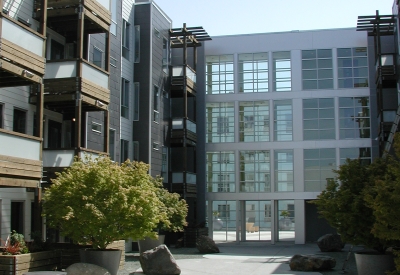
(198, 28, 378, 244)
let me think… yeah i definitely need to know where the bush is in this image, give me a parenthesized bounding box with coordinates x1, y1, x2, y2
(2, 230, 29, 255)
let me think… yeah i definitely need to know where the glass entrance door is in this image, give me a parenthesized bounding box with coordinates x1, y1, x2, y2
(244, 201, 271, 241)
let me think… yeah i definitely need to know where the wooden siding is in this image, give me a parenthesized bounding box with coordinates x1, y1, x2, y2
(43, 77, 110, 105)
(0, 59, 42, 85)
(171, 130, 197, 144)
(0, 155, 42, 187)
(0, 38, 45, 76)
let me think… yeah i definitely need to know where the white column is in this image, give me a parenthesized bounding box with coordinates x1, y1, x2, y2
(294, 199, 305, 244)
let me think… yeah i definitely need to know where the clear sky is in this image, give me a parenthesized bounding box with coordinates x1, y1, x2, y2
(153, 0, 395, 36)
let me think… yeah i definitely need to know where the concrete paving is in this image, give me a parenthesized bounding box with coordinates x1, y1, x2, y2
(123, 242, 359, 275)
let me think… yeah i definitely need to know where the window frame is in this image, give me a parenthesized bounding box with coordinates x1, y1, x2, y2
(122, 20, 130, 59)
(13, 108, 27, 134)
(121, 78, 130, 119)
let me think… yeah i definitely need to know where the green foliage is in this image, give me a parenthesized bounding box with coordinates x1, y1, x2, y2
(43, 156, 167, 250)
(312, 157, 394, 253)
(156, 183, 188, 232)
(280, 210, 290, 218)
(2, 230, 29, 255)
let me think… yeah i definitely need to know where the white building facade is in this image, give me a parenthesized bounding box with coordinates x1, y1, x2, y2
(200, 28, 378, 244)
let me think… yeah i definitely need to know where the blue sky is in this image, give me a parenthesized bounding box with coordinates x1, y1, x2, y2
(154, 0, 395, 36)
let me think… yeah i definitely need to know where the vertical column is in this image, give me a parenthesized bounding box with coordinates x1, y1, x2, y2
(294, 200, 305, 244)
(75, 6, 84, 149)
(271, 200, 277, 244)
(104, 110, 109, 153)
(183, 24, 188, 199)
(105, 32, 110, 73)
(39, 0, 47, 37)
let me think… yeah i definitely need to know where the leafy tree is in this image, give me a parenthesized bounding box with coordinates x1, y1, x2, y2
(312, 156, 394, 253)
(43, 156, 167, 250)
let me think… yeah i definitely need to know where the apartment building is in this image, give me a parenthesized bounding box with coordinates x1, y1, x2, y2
(198, 28, 379, 244)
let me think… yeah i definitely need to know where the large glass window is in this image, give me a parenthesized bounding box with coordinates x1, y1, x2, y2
(339, 97, 370, 139)
(134, 25, 140, 63)
(340, 147, 371, 165)
(274, 100, 292, 141)
(273, 51, 291, 92)
(302, 49, 333, 90)
(133, 82, 139, 121)
(93, 47, 103, 68)
(162, 38, 169, 74)
(303, 98, 335, 140)
(206, 152, 235, 192)
(240, 151, 271, 192)
(13, 108, 26, 134)
(206, 102, 234, 143)
(110, 0, 117, 35)
(239, 101, 269, 142)
(121, 139, 129, 162)
(337, 47, 368, 88)
(153, 86, 159, 122)
(122, 20, 130, 59)
(121, 78, 129, 119)
(238, 53, 268, 93)
(274, 150, 294, 192)
(206, 55, 234, 94)
(304, 148, 336, 192)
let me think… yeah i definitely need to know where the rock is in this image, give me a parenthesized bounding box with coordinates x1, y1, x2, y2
(139, 244, 181, 275)
(289, 254, 336, 271)
(317, 234, 345, 252)
(66, 263, 111, 275)
(196, 235, 220, 253)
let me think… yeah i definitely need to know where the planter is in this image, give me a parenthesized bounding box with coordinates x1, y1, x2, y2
(138, 235, 165, 253)
(279, 218, 292, 230)
(213, 218, 223, 230)
(79, 249, 122, 275)
(0, 251, 61, 275)
(355, 251, 395, 275)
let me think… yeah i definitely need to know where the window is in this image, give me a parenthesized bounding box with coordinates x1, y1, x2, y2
(206, 102, 234, 143)
(338, 47, 368, 88)
(218, 204, 230, 219)
(133, 141, 139, 161)
(0, 103, 3, 128)
(304, 148, 336, 191)
(121, 139, 129, 162)
(133, 82, 139, 121)
(152, 141, 159, 151)
(162, 38, 169, 74)
(122, 20, 130, 59)
(339, 97, 370, 139)
(110, 0, 117, 35)
(109, 129, 115, 161)
(240, 151, 271, 192)
(238, 52, 268, 93)
(239, 101, 269, 142)
(153, 86, 159, 122)
(110, 56, 117, 67)
(154, 28, 160, 38)
(302, 49, 333, 90)
(134, 25, 140, 63)
(205, 55, 234, 94)
(161, 147, 168, 183)
(340, 147, 371, 165)
(93, 47, 103, 68)
(275, 150, 294, 191)
(274, 100, 292, 141)
(121, 78, 129, 119)
(206, 151, 235, 192)
(91, 122, 102, 133)
(13, 108, 26, 134)
(303, 98, 335, 140)
(273, 51, 291, 92)
(50, 39, 64, 60)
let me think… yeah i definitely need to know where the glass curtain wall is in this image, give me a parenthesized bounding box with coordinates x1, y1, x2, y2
(239, 151, 271, 192)
(239, 101, 269, 142)
(206, 55, 234, 94)
(212, 200, 237, 242)
(207, 151, 235, 192)
(206, 102, 235, 143)
(278, 200, 295, 241)
(238, 53, 268, 93)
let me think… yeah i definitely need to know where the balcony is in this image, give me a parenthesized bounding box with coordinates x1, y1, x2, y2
(33, 59, 110, 110)
(171, 172, 197, 196)
(0, 129, 42, 187)
(376, 54, 396, 87)
(42, 148, 105, 184)
(171, 65, 197, 97)
(0, 15, 45, 87)
(171, 118, 197, 145)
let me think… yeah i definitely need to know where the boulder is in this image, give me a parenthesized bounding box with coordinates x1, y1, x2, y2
(317, 234, 345, 252)
(139, 244, 181, 275)
(196, 235, 220, 254)
(66, 263, 111, 275)
(289, 254, 336, 271)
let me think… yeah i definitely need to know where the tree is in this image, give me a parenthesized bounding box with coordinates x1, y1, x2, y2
(43, 156, 167, 250)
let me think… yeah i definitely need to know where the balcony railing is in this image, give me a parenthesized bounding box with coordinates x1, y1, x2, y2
(0, 16, 45, 76)
(43, 60, 110, 103)
(0, 129, 41, 161)
(172, 118, 196, 133)
(172, 172, 196, 184)
(172, 65, 196, 84)
(43, 148, 104, 167)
